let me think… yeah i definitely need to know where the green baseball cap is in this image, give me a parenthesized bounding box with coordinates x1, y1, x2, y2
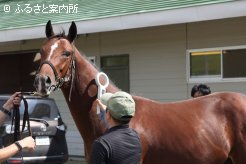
(100, 91, 135, 121)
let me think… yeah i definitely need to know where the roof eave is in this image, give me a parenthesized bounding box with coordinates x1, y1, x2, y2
(1, 0, 246, 43)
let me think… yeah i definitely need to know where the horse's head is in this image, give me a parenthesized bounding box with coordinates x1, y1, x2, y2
(34, 20, 77, 97)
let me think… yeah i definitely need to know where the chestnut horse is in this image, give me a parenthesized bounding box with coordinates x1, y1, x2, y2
(34, 21, 246, 164)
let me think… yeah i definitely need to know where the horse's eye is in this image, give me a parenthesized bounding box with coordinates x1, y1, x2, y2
(63, 51, 70, 57)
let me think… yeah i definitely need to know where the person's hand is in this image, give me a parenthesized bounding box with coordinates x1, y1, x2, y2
(18, 136, 36, 152)
(96, 99, 107, 111)
(2, 92, 21, 111)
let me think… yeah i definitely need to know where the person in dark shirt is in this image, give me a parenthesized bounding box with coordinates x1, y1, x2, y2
(191, 83, 211, 98)
(91, 91, 141, 164)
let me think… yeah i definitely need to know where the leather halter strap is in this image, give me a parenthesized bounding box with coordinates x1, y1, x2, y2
(39, 60, 59, 82)
(37, 45, 76, 101)
(38, 60, 68, 91)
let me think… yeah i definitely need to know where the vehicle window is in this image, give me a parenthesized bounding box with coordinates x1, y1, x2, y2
(19, 99, 59, 120)
(0, 98, 60, 121)
(30, 103, 51, 118)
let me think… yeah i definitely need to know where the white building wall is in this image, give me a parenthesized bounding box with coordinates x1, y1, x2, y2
(80, 16, 246, 102)
(78, 24, 188, 102)
(187, 17, 246, 94)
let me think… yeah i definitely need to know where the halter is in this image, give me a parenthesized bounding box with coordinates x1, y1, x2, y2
(37, 45, 76, 101)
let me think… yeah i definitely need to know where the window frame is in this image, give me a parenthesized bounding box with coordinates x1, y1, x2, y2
(187, 45, 246, 83)
(100, 54, 130, 92)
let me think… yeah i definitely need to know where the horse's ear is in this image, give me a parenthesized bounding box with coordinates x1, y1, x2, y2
(67, 21, 77, 43)
(46, 20, 54, 38)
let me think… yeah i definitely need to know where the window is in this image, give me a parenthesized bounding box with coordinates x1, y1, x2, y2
(101, 55, 129, 92)
(189, 46, 246, 82)
(223, 49, 246, 78)
(190, 50, 221, 78)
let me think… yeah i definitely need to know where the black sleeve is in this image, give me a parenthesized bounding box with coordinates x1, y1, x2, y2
(90, 140, 108, 164)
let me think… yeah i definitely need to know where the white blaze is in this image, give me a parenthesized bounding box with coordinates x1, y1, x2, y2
(48, 43, 58, 60)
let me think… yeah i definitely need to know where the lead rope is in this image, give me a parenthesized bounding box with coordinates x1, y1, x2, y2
(21, 95, 32, 136)
(11, 95, 32, 140)
(12, 105, 20, 141)
(12, 105, 22, 163)
(11, 93, 32, 164)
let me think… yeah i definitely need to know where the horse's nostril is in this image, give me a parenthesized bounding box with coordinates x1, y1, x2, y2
(45, 76, 51, 84)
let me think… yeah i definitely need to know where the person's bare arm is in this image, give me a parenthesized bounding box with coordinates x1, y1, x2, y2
(0, 136, 35, 162)
(0, 92, 21, 125)
(0, 93, 35, 162)
(96, 99, 107, 111)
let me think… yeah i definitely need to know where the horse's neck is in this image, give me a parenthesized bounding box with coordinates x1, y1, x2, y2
(61, 49, 118, 144)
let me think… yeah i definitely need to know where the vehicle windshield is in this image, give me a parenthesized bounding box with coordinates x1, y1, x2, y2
(0, 97, 60, 121)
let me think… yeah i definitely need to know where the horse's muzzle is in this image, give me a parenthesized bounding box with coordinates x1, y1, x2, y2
(34, 74, 53, 97)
